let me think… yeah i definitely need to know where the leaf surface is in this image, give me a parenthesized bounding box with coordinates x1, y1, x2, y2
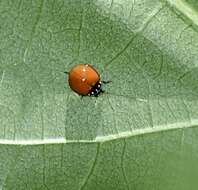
(0, 0, 198, 189)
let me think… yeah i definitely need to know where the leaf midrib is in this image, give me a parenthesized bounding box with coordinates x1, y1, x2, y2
(0, 120, 197, 145)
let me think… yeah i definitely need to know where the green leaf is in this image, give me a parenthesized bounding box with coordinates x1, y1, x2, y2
(0, 0, 198, 189)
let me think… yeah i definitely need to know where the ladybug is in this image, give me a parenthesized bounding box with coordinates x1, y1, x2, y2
(66, 64, 110, 97)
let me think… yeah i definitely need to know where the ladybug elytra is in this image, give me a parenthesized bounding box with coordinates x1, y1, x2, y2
(67, 64, 110, 97)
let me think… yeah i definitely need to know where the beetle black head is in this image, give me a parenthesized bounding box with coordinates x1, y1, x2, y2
(89, 81, 104, 97)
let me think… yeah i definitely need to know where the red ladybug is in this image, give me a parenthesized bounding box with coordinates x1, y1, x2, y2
(67, 64, 110, 96)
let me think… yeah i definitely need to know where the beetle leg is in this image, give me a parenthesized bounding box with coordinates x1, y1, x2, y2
(100, 89, 105, 93)
(80, 95, 85, 99)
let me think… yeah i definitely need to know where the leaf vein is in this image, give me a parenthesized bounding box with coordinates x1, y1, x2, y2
(79, 143, 100, 190)
(23, 0, 45, 63)
(104, 5, 165, 69)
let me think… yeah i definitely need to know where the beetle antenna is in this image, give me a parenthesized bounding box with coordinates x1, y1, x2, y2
(101, 80, 112, 84)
